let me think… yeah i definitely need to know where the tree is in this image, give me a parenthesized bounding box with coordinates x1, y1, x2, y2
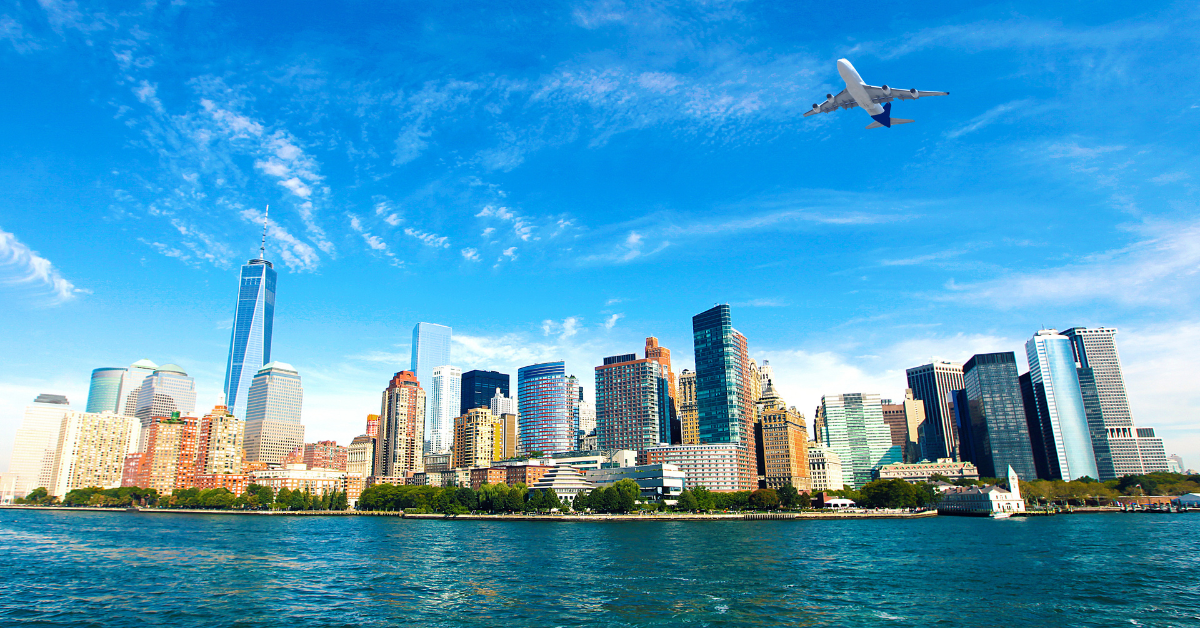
(749, 488, 780, 510)
(21, 487, 49, 504)
(691, 486, 715, 511)
(778, 484, 800, 508)
(574, 489, 593, 511)
(676, 490, 698, 511)
(454, 487, 478, 511)
(861, 479, 919, 509)
(613, 479, 640, 513)
(275, 487, 293, 510)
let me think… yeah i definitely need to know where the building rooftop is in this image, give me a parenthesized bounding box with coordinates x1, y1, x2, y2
(155, 363, 188, 375)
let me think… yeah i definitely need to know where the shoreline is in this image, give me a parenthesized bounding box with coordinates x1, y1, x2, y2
(1, 504, 942, 520)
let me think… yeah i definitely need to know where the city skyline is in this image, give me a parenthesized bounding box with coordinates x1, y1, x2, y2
(1, 2, 1198, 470)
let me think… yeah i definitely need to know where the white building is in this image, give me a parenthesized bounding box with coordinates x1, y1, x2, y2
(529, 465, 595, 507)
(576, 399, 596, 438)
(249, 464, 344, 494)
(244, 361, 305, 464)
(134, 364, 197, 450)
(117, 359, 159, 417)
(490, 387, 518, 416)
(808, 443, 845, 492)
(642, 443, 752, 492)
(585, 463, 685, 500)
(875, 459, 980, 484)
(49, 411, 139, 497)
(427, 365, 462, 454)
(937, 466, 1027, 516)
(8, 394, 71, 498)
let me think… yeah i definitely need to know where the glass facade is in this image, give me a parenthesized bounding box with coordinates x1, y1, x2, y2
(594, 355, 671, 452)
(460, 370, 509, 413)
(691, 305, 746, 445)
(962, 352, 1038, 480)
(86, 368, 125, 414)
(410, 322, 452, 405)
(517, 361, 572, 454)
(820, 392, 900, 489)
(1026, 331, 1098, 481)
(223, 259, 276, 420)
(1076, 367, 1115, 480)
(905, 361, 965, 461)
(427, 365, 461, 453)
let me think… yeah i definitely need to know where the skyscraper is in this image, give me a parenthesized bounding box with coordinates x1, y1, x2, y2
(644, 337, 678, 440)
(678, 369, 698, 444)
(117, 359, 158, 417)
(9, 394, 71, 497)
(48, 411, 139, 497)
(134, 365, 197, 449)
(692, 305, 750, 446)
(819, 392, 900, 489)
(427, 365, 462, 453)
(223, 225, 277, 420)
(1026, 330, 1098, 481)
(410, 322, 452, 404)
(517, 361, 573, 454)
(86, 368, 126, 414)
(906, 361, 965, 461)
(1062, 327, 1151, 478)
(594, 353, 671, 451)
(962, 352, 1038, 480)
(490, 388, 518, 416)
(243, 361, 305, 464)
(758, 381, 810, 491)
(377, 371, 425, 477)
(460, 370, 509, 413)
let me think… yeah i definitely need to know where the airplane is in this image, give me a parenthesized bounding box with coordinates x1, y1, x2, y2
(804, 58, 949, 129)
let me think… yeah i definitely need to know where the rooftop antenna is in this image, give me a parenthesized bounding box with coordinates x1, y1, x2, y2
(259, 205, 269, 260)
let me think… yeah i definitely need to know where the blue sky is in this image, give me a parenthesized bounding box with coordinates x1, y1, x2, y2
(2, 1, 1198, 471)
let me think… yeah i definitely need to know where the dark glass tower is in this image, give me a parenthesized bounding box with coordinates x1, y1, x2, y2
(962, 352, 1038, 480)
(691, 305, 747, 445)
(460, 370, 510, 413)
(223, 219, 277, 420)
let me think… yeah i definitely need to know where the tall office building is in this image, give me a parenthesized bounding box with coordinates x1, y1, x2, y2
(819, 392, 900, 489)
(223, 229, 277, 420)
(678, 369, 698, 444)
(961, 352, 1038, 480)
(9, 394, 71, 497)
(460, 370, 509, 413)
(427, 365, 461, 453)
(692, 305, 753, 452)
(348, 434, 376, 478)
(880, 400, 909, 460)
(49, 411, 139, 497)
(594, 353, 672, 451)
(906, 361, 965, 461)
(758, 382, 810, 491)
(134, 365, 197, 448)
(410, 322, 452, 403)
(244, 361, 305, 464)
(1135, 428, 1170, 472)
(1062, 327, 1152, 478)
(517, 361, 573, 454)
(117, 360, 158, 417)
(86, 368, 125, 414)
(759, 360, 775, 394)
(377, 371, 426, 477)
(1026, 330, 1098, 481)
(490, 388, 518, 416)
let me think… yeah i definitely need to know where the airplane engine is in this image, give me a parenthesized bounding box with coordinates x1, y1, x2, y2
(881, 85, 891, 96)
(909, 88, 919, 98)
(826, 93, 833, 101)
(812, 104, 819, 110)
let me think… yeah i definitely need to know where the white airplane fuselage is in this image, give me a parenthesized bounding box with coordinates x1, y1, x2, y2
(836, 59, 884, 116)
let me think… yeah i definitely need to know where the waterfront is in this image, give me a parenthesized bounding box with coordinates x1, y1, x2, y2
(2, 510, 1198, 626)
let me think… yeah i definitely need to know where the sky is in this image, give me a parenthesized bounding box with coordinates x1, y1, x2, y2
(1, 1, 1198, 472)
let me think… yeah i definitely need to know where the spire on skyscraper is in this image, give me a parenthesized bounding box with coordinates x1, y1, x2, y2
(259, 205, 269, 261)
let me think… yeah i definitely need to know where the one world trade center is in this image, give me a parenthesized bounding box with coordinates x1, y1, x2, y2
(224, 211, 277, 419)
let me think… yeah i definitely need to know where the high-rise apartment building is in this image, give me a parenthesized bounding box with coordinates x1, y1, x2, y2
(196, 402, 244, 477)
(243, 361, 304, 464)
(460, 370, 510, 413)
(758, 383, 810, 491)
(961, 352, 1038, 480)
(517, 361, 573, 454)
(490, 388, 518, 416)
(49, 411, 139, 497)
(819, 393, 900, 489)
(377, 371, 426, 477)
(427, 365, 461, 453)
(133, 365, 197, 449)
(880, 400, 909, 460)
(9, 394, 71, 497)
(1026, 330, 1098, 481)
(645, 337, 679, 441)
(129, 414, 199, 494)
(692, 305, 755, 478)
(594, 353, 672, 452)
(223, 239, 277, 421)
(365, 414, 380, 438)
(410, 322, 452, 404)
(451, 407, 516, 469)
(300, 440, 348, 471)
(906, 361, 965, 461)
(1063, 327, 1157, 478)
(678, 369, 698, 445)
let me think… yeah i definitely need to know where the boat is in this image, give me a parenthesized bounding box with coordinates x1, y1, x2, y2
(989, 512, 1012, 519)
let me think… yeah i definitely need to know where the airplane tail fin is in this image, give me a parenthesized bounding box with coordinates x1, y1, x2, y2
(866, 118, 914, 129)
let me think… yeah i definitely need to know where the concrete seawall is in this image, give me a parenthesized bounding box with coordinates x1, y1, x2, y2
(0, 505, 938, 521)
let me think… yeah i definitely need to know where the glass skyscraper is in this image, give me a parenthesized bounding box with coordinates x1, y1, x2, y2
(460, 370, 509, 413)
(1026, 330, 1098, 481)
(691, 305, 748, 446)
(427, 365, 461, 453)
(962, 352, 1038, 480)
(905, 361, 965, 461)
(517, 361, 573, 454)
(244, 361, 304, 464)
(86, 367, 126, 414)
(820, 392, 900, 489)
(410, 322, 452, 408)
(223, 253, 276, 420)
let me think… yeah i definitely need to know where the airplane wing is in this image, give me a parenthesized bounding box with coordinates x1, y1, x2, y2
(803, 88, 858, 117)
(861, 85, 949, 103)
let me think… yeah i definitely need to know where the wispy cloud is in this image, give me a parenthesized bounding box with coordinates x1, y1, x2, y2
(945, 100, 1034, 139)
(1151, 171, 1190, 185)
(604, 313, 623, 329)
(460, 247, 481, 262)
(0, 227, 87, 304)
(404, 227, 450, 249)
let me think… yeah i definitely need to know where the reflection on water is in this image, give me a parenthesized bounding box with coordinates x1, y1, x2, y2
(1, 511, 1198, 627)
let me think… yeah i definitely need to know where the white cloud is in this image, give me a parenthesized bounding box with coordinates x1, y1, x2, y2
(941, 219, 1200, 308)
(1150, 171, 1190, 185)
(239, 209, 319, 272)
(404, 228, 450, 249)
(0, 227, 87, 304)
(461, 247, 481, 262)
(604, 313, 623, 329)
(945, 100, 1032, 139)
